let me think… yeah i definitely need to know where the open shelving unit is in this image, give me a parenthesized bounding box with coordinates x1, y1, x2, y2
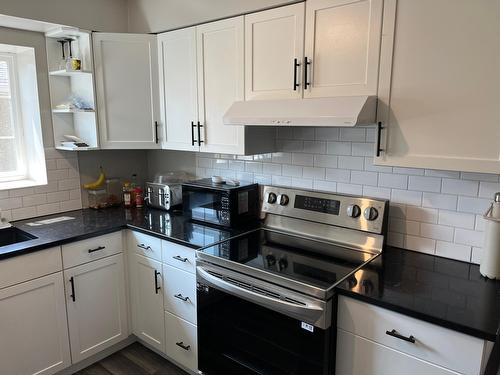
(46, 27, 99, 151)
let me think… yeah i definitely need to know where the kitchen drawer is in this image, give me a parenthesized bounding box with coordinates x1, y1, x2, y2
(128, 230, 162, 261)
(62, 231, 123, 269)
(337, 296, 485, 375)
(162, 240, 195, 274)
(0, 246, 62, 290)
(163, 264, 197, 324)
(165, 311, 198, 373)
(336, 329, 460, 375)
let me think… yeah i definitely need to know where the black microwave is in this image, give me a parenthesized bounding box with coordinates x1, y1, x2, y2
(182, 179, 259, 228)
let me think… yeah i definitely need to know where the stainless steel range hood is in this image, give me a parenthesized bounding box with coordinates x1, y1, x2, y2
(223, 96, 377, 127)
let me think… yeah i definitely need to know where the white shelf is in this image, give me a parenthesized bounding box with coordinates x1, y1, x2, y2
(56, 146, 100, 151)
(52, 108, 95, 113)
(49, 69, 92, 77)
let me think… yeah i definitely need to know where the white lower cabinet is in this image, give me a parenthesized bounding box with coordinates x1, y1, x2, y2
(129, 253, 165, 352)
(0, 272, 71, 375)
(336, 329, 459, 375)
(336, 296, 490, 375)
(65, 253, 128, 363)
(165, 311, 198, 373)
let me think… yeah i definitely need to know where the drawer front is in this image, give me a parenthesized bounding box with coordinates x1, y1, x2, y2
(337, 296, 484, 375)
(128, 230, 162, 261)
(162, 240, 195, 274)
(0, 247, 62, 289)
(62, 231, 123, 269)
(165, 311, 198, 373)
(336, 329, 460, 375)
(163, 264, 197, 324)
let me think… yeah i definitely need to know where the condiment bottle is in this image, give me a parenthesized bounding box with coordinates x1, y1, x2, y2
(135, 187, 144, 208)
(123, 182, 132, 208)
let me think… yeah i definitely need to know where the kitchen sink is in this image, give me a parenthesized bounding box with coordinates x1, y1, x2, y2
(0, 227, 37, 247)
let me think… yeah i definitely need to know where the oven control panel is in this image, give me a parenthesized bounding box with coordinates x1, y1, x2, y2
(262, 186, 388, 234)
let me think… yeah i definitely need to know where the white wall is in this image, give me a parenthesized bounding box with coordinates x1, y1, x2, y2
(127, 0, 299, 32)
(0, 0, 128, 32)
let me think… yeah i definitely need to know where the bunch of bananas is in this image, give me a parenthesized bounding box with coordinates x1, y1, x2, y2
(83, 166, 106, 190)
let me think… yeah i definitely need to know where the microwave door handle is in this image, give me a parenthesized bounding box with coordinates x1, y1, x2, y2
(196, 266, 325, 327)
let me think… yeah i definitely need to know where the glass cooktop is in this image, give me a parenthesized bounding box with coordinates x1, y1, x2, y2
(198, 228, 378, 298)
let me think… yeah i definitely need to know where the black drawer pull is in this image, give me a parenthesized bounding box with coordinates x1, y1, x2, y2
(386, 329, 415, 343)
(191, 121, 196, 146)
(172, 255, 188, 263)
(88, 245, 105, 253)
(137, 243, 152, 251)
(197, 121, 204, 146)
(304, 56, 311, 88)
(176, 341, 190, 351)
(376, 121, 385, 157)
(174, 293, 190, 302)
(69, 276, 76, 302)
(293, 58, 300, 90)
(154, 270, 161, 294)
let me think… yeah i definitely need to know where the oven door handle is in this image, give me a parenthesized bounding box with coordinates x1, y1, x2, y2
(197, 265, 327, 328)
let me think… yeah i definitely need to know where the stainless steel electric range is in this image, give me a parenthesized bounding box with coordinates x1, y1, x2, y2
(196, 185, 389, 375)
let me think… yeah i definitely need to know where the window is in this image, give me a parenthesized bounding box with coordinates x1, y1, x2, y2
(0, 53, 26, 182)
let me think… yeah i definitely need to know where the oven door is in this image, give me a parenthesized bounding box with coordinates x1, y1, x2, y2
(196, 263, 335, 375)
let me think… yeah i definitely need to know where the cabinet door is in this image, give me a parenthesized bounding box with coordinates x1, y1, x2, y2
(196, 17, 246, 154)
(93, 33, 160, 149)
(65, 254, 128, 362)
(129, 253, 165, 352)
(336, 329, 459, 375)
(0, 273, 71, 375)
(304, 0, 383, 98)
(245, 3, 305, 100)
(158, 28, 200, 151)
(376, 0, 500, 173)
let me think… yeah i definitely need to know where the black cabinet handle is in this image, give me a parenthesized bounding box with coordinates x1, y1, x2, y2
(293, 58, 300, 90)
(69, 276, 76, 302)
(376, 121, 385, 157)
(172, 255, 188, 263)
(154, 270, 161, 294)
(88, 245, 105, 253)
(197, 121, 204, 146)
(304, 56, 311, 88)
(191, 121, 196, 146)
(137, 243, 152, 251)
(385, 329, 415, 343)
(154, 121, 159, 144)
(176, 341, 190, 351)
(174, 293, 190, 302)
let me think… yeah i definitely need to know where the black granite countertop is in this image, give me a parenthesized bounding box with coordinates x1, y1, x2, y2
(1, 207, 255, 260)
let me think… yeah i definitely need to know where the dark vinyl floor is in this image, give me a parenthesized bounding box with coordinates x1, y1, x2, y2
(75, 342, 188, 375)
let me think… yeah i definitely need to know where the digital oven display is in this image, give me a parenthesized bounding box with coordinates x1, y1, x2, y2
(294, 195, 341, 215)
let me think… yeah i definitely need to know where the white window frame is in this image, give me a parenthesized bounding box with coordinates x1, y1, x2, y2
(0, 52, 28, 182)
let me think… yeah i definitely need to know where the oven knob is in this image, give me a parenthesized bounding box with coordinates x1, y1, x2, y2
(265, 254, 276, 267)
(363, 207, 379, 221)
(346, 204, 361, 218)
(278, 194, 289, 206)
(267, 192, 277, 204)
(278, 258, 288, 271)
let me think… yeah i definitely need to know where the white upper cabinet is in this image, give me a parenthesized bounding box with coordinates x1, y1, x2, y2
(303, 0, 383, 98)
(158, 28, 200, 151)
(93, 33, 160, 149)
(375, 0, 500, 173)
(245, 3, 305, 100)
(196, 17, 246, 154)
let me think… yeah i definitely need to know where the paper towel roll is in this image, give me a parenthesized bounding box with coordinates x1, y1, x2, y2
(480, 203, 500, 279)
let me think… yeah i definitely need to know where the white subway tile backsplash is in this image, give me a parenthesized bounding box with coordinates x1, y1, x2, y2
(195, 130, 500, 264)
(441, 178, 478, 197)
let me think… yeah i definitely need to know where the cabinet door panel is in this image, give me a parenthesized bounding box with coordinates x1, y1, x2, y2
(65, 254, 128, 362)
(245, 3, 305, 100)
(376, 0, 500, 173)
(336, 329, 459, 375)
(93, 33, 160, 149)
(0, 273, 71, 375)
(129, 254, 165, 352)
(158, 28, 200, 151)
(304, 0, 383, 97)
(197, 17, 245, 154)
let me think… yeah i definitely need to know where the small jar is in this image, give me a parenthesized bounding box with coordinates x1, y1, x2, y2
(135, 187, 144, 208)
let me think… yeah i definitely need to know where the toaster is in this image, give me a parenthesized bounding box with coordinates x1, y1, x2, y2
(145, 182, 182, 211)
